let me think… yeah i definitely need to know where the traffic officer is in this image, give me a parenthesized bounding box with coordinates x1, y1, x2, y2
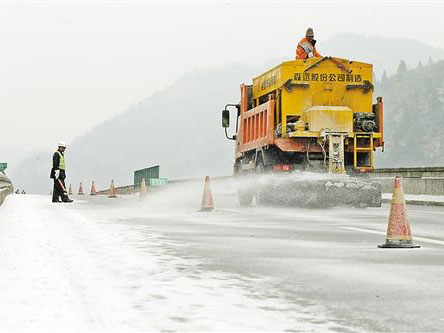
(296, 28, 322, 60)
(50, 141, 73, 203)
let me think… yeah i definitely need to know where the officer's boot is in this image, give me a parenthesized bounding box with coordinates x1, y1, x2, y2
(52, 192, 62, 203)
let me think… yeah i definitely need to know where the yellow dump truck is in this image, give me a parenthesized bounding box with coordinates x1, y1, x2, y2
(222, 56, 384, 207)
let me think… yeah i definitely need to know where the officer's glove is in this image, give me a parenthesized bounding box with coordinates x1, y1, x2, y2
(54, 170, 60, 179)
(308, 51, 314, 58)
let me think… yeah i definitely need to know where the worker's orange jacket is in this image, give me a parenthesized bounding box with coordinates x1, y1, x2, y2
(296, 37, 321, 60)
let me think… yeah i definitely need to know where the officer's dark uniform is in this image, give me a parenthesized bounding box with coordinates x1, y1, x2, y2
(50, 150, 71, 202)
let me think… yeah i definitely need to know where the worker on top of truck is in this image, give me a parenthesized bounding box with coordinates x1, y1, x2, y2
(296, 28, 321, 60)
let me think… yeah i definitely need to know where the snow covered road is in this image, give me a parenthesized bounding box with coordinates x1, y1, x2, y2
(0, 194, 345, 332)
(1, 183, 444, 332)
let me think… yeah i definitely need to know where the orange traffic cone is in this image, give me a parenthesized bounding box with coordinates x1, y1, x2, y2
(139, 178, 147, 198)
(379, 177, 420, 248)
(68, 184, 73, 196)
(90, 181, 97, 195)
(78, 182, 85, 195)
(200, 176, 215, 211)
(108, 179, 117, 198)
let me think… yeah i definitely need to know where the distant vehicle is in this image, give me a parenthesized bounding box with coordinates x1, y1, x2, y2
(222, 56, 384, 207)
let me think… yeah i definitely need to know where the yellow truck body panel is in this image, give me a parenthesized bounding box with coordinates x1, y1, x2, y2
(252, 57, 373, 137)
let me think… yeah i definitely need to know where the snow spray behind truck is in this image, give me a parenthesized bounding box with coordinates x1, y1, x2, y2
(222, 57, 384, 207)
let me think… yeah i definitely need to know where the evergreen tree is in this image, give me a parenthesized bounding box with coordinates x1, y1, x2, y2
(397, 60, 407, 74)
(375, 60, 444, 167)
(381, 70, 388, 84)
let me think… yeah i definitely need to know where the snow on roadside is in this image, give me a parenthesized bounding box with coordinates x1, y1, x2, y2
(0, 195, 153, 331)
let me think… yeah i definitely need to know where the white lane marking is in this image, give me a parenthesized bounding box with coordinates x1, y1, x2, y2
(340, 227, 444, 246)
(340, 227, 385, 236)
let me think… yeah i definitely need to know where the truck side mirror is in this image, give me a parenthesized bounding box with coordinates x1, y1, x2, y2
(222, 110, 230, 128)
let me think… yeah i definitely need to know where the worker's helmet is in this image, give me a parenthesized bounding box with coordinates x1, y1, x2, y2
(58, 141, 67, 148)
(306, 28, 314, 37)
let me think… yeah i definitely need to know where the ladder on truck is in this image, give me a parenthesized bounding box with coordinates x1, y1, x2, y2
(354, 133, 374, 171)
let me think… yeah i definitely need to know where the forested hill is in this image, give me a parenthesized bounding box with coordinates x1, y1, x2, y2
(375, 59, 444, 167)
(11, 64, 256, 193)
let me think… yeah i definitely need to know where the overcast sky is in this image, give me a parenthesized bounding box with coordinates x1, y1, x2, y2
(0, 1, 443, 158)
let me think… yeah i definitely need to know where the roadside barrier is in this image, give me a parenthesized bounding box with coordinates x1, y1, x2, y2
(95, 176, 232, 195)
(200, 176, 215, 211)
(372, 167, 444, 196)
(379, 177, 420, 248)
(91, 167, 443, 206)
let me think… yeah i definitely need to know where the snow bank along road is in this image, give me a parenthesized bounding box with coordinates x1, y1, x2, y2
(0, 179, 443, 332)
(0, 172, 13, 206)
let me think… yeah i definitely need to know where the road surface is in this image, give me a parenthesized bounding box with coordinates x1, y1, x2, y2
(0, 179, 443, 332)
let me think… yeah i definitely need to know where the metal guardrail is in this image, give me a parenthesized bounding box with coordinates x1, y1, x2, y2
(0, 172, 13, 206)
(96, 176, 233, 195)
(96, 185, 136, 195)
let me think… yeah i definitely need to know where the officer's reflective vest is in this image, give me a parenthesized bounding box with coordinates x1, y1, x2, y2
(56, 151, 66, 170)
(296, 38, 321, 60)
(298, 40, 314, 56)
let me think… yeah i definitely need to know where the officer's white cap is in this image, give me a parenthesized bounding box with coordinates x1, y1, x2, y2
(58, 141, 67, 148)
